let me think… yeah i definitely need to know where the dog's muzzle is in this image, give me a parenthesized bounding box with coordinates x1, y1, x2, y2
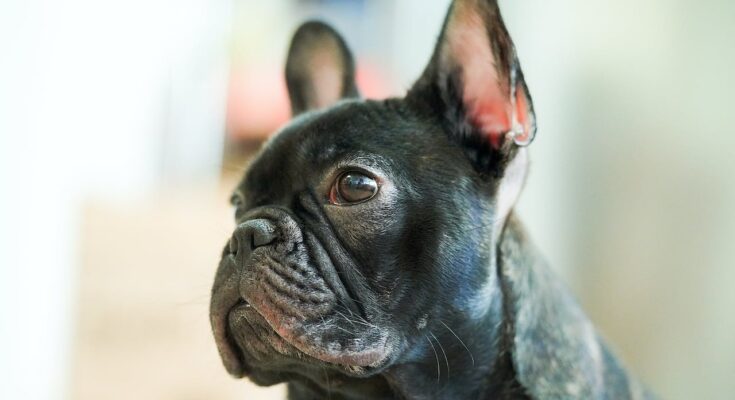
(210, 208, 395, 378)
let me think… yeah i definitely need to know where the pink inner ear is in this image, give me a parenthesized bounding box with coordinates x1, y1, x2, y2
(445, 3, 528, 149)
(307, 48, 344, 109)
(469, 98, 511, 149)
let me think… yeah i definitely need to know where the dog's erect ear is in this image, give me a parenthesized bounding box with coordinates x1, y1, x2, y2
(408, 0, 536, 173)
(285, 21, 359, 116)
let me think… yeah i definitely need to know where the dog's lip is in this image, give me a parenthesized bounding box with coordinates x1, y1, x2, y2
(228, 297, 395, 374)
(211, 299, 250, 378)
(280, 326, 392, 369)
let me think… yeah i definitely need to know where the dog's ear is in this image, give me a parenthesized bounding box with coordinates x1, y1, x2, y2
(408, 0, 536, 232)
(285, 21, 359, 116)
(408, 0, 536, 173)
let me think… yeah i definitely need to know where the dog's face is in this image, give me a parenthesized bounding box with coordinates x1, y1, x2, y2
(211, 0, 536, 390)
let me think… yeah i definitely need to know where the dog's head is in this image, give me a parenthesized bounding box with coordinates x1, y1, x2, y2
(211, 0, 536, 390)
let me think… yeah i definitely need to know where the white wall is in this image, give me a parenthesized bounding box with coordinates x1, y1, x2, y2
(0, 1, 231, 398)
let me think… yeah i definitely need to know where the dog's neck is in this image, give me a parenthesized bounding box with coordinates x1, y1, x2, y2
(286, 215, 533, 400)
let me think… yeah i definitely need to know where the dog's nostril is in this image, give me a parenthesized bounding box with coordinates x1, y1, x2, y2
(232, 219, 278, 256)
(251, 224, 277, 249)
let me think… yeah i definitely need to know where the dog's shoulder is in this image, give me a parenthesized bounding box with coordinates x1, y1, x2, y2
(498, 216, 655, 400)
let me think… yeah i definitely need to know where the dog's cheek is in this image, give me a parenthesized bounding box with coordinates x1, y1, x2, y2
(327, 206, 399, 243)
(323, 181, 405, 266)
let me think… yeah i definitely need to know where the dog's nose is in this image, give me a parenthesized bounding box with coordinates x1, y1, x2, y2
(230, 219, 278, 256)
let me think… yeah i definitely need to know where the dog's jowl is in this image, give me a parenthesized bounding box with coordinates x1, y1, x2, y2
(210, 1, 654, 399)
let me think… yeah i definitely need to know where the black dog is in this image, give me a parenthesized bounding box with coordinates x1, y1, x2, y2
(210, 0, 653, 398)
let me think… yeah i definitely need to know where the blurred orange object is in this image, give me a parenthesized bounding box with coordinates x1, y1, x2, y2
(226, 60, 392, 140)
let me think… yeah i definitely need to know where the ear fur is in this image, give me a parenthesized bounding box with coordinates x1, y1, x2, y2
(285, 21, 359, 116)
(408, 0, 537, 233)
(408, 0, 536, 175)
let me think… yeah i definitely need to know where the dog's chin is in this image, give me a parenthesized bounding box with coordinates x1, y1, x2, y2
(221, 301, 397, 381)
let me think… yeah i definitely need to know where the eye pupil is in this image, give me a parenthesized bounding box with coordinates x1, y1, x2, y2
(338, 173, 378, 203)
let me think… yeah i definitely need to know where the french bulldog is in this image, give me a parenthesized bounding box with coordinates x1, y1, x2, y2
(210, 0, 654, 398)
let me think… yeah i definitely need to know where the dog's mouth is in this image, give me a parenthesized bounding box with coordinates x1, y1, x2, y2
(211, 292, 396, 381)
(223, 297, 395, 377)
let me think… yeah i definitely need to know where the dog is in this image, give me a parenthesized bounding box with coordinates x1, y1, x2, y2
(210, 0, 653, 398)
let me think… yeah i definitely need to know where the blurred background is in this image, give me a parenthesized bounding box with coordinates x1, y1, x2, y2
(1, 0, 733, 399)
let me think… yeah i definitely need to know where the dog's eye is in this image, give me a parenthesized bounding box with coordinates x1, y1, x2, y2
(330, 172, 378, 205)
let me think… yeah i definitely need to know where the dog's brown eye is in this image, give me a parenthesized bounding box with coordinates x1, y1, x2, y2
(331, 172, 378, 204)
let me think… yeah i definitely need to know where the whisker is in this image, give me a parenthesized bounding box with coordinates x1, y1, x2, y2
(321, 365, 332, 400)
(439, 320, 475, 366)
(430, 331, 450, 380)
(425, 334, 441, 382)
(334, 325, 356, 336)
(335, 310, 358, 329)
(334, 305, 379, 329)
